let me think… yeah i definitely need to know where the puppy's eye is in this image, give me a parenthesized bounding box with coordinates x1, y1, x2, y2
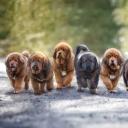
(15, 59, 18, 62)
(61, 49, 64, 51)
(37, 59, 41, 62)
(107, 55, 111, 58)
(114, 55, 118, 58)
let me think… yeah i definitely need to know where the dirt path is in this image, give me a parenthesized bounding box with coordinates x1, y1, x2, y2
(0, 59, 128, 128)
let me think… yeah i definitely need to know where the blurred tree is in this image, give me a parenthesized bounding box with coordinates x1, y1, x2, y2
(0, 0, 121, 56)
(10, 0, 66, 54)
(0, 0, 15, 55)
(112, 0, 128, 52)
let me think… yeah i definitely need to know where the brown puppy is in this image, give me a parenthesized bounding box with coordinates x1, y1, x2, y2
(29, 52, 53, 95)
(100, 48, 124, 92)
(5, 51, 30, 93)
(53, 41, 74, 89)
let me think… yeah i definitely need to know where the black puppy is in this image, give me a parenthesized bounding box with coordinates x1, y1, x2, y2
(75, 44, 100, 94)
(123, 59, 128, 91)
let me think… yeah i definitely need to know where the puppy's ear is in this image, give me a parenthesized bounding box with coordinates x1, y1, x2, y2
(28, 54, 34, 67)
(53, 48, 57, 59)
(67, 50, 71, 59)
(77, 57, 83, 70)
(118, 55, 124, 65)
(5, 57, 9, 66)
(28, 58, 31, 67)
(75, 46, 80, 56)
(43, 60, 51, 76)
(19, 56, 25, 64)
(95, 57, 99, 69)
(75, 44, 89, 57)
(102, 57, 108, 65)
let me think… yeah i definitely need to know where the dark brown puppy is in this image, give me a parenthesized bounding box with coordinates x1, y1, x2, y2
(100, 48, 124, 92)
(5, 51, 30, 93)
(123, 59, 128, 91)
(29, 52, 53, 95)
(53, 41, 74, 89)
(75, 44, 100, 94)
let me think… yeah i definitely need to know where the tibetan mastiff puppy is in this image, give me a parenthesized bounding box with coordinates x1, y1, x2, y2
(29, 52, 53, 95)
(100, 48, 124, 92)
(75, 44, 100, 94)
(5, 51, 30, 94)
(53, 41, 74, 89)
(123, 59, 128, 91)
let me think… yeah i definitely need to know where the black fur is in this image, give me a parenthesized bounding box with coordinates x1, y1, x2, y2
(75, 44, 100, 94)
(123, 59, 128, 91)
(74, 44, 89, 68)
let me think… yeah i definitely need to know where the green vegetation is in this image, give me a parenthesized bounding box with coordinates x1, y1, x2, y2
(112, 0, 128, 52)
(0, 0, 127, 56)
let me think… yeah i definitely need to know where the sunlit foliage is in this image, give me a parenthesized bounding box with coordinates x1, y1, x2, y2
(0, 0, 124, 56)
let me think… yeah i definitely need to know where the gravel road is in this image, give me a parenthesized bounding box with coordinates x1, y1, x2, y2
(0, 59, 128, 128)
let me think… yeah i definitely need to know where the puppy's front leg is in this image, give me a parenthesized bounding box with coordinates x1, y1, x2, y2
(100, 75, 113, 91)
(76, 76, 84, 92)
(111, 77, 120, 90)
(47, 78, 53, 91)
(54, 70, 63, 89)
(89, 70, 100, 94)
(31, 79, 40, 95)
(24, 75, 29, 90)
(123, 74, 128, 91)
(63, 71, 74, 87)
(40, 83, 45, 94)
(9, 78, 15, 89)
(14, 78, 24, 94)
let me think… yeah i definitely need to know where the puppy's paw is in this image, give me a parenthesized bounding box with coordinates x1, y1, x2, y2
(24, 84, 29, 90)
(77, 88, 84, 92)
(90, 89, 97, 94)
(109, 90, 117, 93)
(34, 91, 41, 95)
(56, 87, 63, 90)
(83, 85, 88, 88)
(56, 84, 63, 90)
(66, 84, 72, 88)
(34, 93, 41, 95)
(13, 90, 21, 94)
(126, 87, 128, 91)
(47, 88, 53, 91)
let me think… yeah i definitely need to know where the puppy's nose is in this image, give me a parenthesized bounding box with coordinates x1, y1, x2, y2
(10, 63, 15, 67)
(58, 52, 62, 55)
(11, 63, 14, 66)
(111, 60, 114, 63)
(32, 65, 38, 70)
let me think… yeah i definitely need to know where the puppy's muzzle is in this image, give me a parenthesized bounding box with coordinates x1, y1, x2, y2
(31, 62, 39, 71)
(110, 60, 116, 67)
(109, 57, 117, 66)
(9, 62, 17, 71)
(57, 51, 65, 59)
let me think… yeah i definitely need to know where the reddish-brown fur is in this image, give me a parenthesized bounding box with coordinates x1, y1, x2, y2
(100, 48, 124, 92)
(29, 52, 53, 95)
(5, 51, 30, 93)
(53, 41, 74, 89)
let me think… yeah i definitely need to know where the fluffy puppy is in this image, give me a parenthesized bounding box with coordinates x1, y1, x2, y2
(53, 41, 74, 89)
(74, 44, 89, 67)
(29, 52, 53, 95)
(75, 44, 100, 94)
(100, 48, 124, 92)
(123, 59, 128, 91)
(5, 51, 30, 93)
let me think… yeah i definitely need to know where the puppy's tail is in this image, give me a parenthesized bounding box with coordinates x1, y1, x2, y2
(75, 44, 89, 57)
(22, 50, 30, 58)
